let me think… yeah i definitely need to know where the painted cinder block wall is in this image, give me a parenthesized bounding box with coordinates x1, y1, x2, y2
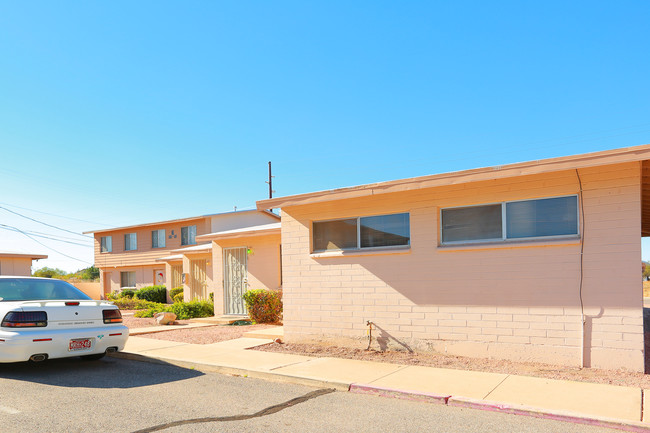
(279, 162, 644, 371)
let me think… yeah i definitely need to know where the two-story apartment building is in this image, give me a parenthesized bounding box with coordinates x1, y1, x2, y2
(85, 210, 280, 303)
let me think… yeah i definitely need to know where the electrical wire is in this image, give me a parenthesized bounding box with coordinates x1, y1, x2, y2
(0, 205, 93, 238)
(0, 202, 115, 227)
(0, 224, 93, 247)
(6, 224, 93, 264)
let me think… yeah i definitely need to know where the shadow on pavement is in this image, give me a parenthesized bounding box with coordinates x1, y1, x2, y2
(0, 355, 204, 389)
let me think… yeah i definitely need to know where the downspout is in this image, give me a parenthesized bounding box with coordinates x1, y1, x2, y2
(576, 169, 586, 368)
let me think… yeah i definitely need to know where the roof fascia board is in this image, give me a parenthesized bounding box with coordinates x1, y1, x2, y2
(257, 145, 650, 209)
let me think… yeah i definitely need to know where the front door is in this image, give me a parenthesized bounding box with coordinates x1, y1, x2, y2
(223, 247, 247, 315)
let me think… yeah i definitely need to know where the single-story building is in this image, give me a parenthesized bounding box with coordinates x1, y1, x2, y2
(0, 251, 48, 276)
(257, 144, 650, 372)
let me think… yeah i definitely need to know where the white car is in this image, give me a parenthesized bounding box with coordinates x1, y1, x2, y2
(0, 276, 129, 363)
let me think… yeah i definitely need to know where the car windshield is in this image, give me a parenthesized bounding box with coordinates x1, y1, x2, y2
(0, 278, 92, 302)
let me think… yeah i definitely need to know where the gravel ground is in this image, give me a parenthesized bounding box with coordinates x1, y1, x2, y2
(121, 310, 275, 344)
(137, 324, 276, 344)
(121, 309, 650, 388)
(254, 341, 650, 389)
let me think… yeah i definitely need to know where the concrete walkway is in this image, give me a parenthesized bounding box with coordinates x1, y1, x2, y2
(114, 335, 650, 432)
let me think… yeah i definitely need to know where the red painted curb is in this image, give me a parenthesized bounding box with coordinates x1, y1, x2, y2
(348, 384, 650, 433)
(447, 398, 650, 433)
(349, 384, 450, 405)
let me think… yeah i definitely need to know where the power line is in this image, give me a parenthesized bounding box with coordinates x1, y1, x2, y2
(0, 206, 93, 239)
(6, 224, 92, 265)
(0, 202, 115, 227)
(0, 224, 93, 247)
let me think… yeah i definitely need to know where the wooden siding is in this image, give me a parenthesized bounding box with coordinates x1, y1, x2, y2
(93, 217, 211, 268)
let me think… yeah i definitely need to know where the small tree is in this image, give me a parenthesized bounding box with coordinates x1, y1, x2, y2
(33, 267, 67, 279)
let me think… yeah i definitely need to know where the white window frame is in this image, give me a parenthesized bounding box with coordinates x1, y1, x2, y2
(440, 194, 580, 245)
(100, 236, 112, 253)
(152, 229, 166, 248)
(312, 212, 411, 253)
(124, 233, 137, 251)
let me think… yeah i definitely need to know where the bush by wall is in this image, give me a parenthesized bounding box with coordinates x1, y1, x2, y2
(134, 285, 167, 303)
(134, 300, 214, 320)
(120, 289, 136, 299)
(242, 289, 282, 324)
(169, 287, 183, 299)
(173, 293, 184, 303)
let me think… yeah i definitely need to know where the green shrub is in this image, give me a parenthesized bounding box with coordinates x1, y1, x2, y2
(120, 289, 136, 299)
(109, 297, 158, 310)
(169, 287, 183, 299)
(134, 285, 167, 303)
(173, 293, 184, 303)
(242, 289, 282, 324)
(135, 300, 213, 319)
(209, 292, 214, 303)
(171, 300, 213, 319)
(134, 303, 172, 318)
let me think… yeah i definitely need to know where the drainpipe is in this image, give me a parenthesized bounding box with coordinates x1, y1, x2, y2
(576, 169, 586, 368)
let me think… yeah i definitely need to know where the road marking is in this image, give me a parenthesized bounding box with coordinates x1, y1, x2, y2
(0, 406, 20, 415)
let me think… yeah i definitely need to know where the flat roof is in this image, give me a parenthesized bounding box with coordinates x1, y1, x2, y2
(257, 144, 650, 209)
(84, 209, 278, 235)
(197, 223, 281, 241)
(0, 251, 48, 260)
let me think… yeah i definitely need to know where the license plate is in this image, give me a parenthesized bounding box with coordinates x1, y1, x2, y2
(69, 338, 93, 351)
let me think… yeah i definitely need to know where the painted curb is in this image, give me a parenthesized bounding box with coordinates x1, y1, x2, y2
(448, 396, 650, 433)
(349, 384, 450, 405)
(111, 351, 650, 432)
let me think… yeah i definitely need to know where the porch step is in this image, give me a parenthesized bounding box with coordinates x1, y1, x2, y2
(189, 315, 248, 325)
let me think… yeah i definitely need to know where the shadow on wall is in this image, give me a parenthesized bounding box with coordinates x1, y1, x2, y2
(582, 307, 604, 368)
(370, 322, 413, 353)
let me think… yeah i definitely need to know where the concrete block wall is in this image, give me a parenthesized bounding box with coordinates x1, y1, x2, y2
(279, 162, 644, 371)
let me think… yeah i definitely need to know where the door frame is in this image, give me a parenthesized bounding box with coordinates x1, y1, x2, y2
(223, 246, 248, 315)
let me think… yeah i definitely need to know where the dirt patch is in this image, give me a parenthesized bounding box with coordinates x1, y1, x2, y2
(254, 341, 650, 388)
(137, 324, 275, 344)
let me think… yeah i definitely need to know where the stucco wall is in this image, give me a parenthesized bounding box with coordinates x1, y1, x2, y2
(279, 162, 644, 371)
(0, 257, 33, 276)
(211, 234, 281, 315)
(71, 281, 102, 300)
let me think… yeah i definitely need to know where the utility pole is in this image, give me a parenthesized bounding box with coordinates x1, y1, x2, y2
(267, 161, 273, 199)
(266, 161, 275, 212)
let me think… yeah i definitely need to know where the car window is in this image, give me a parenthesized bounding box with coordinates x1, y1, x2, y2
(0, 279, 92, 302)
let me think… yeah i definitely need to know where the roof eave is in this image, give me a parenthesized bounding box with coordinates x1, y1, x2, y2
(257, 144, 650, 209)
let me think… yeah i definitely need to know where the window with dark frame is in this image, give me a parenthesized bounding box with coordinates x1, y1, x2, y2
(313, 213, 410, 252)
(441, 195, 579, 244)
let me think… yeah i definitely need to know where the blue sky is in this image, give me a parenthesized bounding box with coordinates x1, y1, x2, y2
(1, 1, 649, 271)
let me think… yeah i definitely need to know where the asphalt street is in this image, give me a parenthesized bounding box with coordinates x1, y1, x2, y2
(0, 357, 624, 433)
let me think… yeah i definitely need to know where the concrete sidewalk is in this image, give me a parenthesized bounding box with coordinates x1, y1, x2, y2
(114, 335, 650, 432)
